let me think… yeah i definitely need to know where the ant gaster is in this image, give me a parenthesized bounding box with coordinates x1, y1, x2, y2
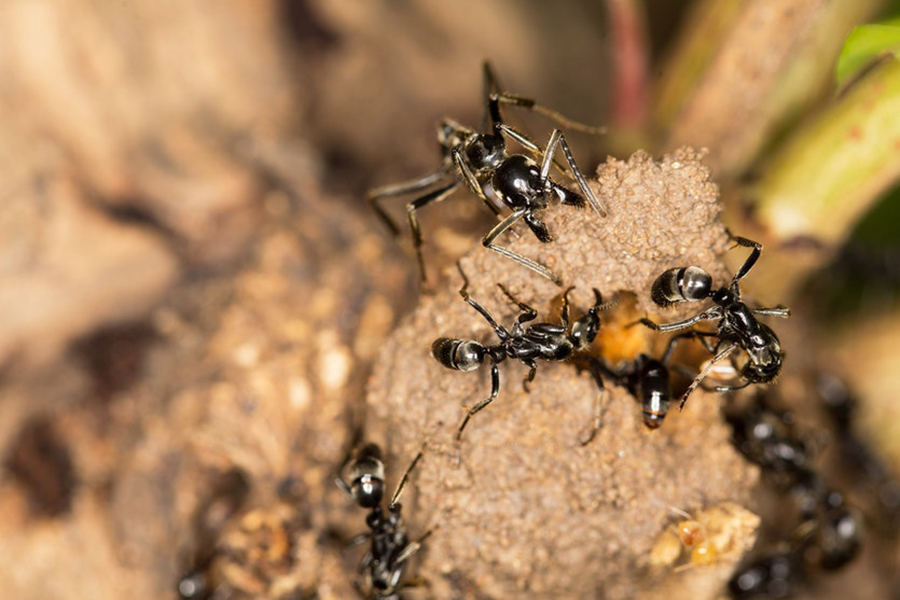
(433, 264, 608, 451)
(589, 342, 678, 431)
(639, 236, 790, 410)
(336, 443, 431, 600)
(368, 62, 607, 285)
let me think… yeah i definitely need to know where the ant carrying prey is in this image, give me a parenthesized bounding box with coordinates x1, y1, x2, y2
(433, 264, 608, 453)
(336, 443, 431, 600)
(368, 62, 606, 286)
(639, 236, 790, 410)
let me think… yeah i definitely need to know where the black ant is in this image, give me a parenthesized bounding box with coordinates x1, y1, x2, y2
(368, 62, 606, 286)
(639, 236, 790, 410)
(588, 350, 674, 431)
(432, 265, 607, 450)
(336, 443, 431, 600)
(725, 394, 863, 599)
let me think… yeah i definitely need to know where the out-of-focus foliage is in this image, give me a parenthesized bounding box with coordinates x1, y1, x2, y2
(836, 18, 900, 86)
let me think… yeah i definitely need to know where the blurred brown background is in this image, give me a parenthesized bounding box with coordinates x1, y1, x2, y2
(1, 1, 900, 599)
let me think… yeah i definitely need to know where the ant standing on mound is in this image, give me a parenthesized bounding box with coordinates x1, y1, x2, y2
(336, 443, 431, 600)
(639, 236, 790, 410)
(433, 264, 609, 456)
(368, 62, 607, 286)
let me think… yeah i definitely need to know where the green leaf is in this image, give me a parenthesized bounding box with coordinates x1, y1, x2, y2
(836, 19, 900, 87)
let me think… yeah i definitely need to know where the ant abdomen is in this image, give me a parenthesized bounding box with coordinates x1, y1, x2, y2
(348, 443, 386, 509)
(650, 266, 713, 307)
(432, 338, 486, 372)
(637, 358, 670, 429)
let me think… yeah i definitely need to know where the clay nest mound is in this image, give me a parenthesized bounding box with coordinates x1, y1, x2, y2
(365, 147, 765, 598)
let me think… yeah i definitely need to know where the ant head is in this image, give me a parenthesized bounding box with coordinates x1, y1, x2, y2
(571, 289, 604, 349)
(432, 338, 486, 371)
(348, 444, 386, 508)
(437, 118, 470, 150)
(464, 133, 505, 171)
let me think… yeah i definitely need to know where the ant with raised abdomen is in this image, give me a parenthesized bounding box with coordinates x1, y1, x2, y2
(368, 62, 606, 286)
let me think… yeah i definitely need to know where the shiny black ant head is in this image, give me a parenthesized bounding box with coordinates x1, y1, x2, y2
(570, 289, 604, 350)
(741, 325, 783, 383)
(432, 338, 486, 372)
(464, 133, 506, 172)
(650, 266, 713, 307)
(347, 444, 386, 509)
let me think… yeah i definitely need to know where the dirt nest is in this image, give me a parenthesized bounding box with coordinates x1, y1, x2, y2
(366, 148, 760, 598)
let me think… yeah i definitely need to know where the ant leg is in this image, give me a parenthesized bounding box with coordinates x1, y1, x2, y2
(497, 283, 539, 325)
(497, 123, 570, 176)
(729, 236, 762, 285)
(522, 359, 537, 393)
(483, 61, 606, 134)
(495, 93, 607, 135)
(357, 549, 374, 574)
(456, 362, 501, 442)
(660, 330, 719, 364)
(347, 532, 371, 548)
(407, 180, 461, 284)
(752, 306, 791, 318)
(457, 262, 512, 340)
(481, 61, 508, 135)
(713, 380, 752, 393)
(580, 360, 605, 446)
(629, 306, 722, 332)
(451, 147, 504, 217)
(560, 286, 576, 328)
(483, 209, 562, 284)
(678, 343, 738, 410)
(367, 168, 450, 236)
(637, 308, 723, 333)
(389, 450, 425, 509)
(394, 529, 434, 567)
(541, 129, 608, 218)
(463, 296, 511, 342)
(335, 477, 352, 497)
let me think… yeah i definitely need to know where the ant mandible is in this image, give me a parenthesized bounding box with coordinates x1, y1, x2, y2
(639, 236, 790, 410)
(336, 443, 431, 600)
(433, 264, 607, 451)
(368, 62, 607, 286)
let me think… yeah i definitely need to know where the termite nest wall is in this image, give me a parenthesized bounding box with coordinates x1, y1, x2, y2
(366, 147, 763, 598)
